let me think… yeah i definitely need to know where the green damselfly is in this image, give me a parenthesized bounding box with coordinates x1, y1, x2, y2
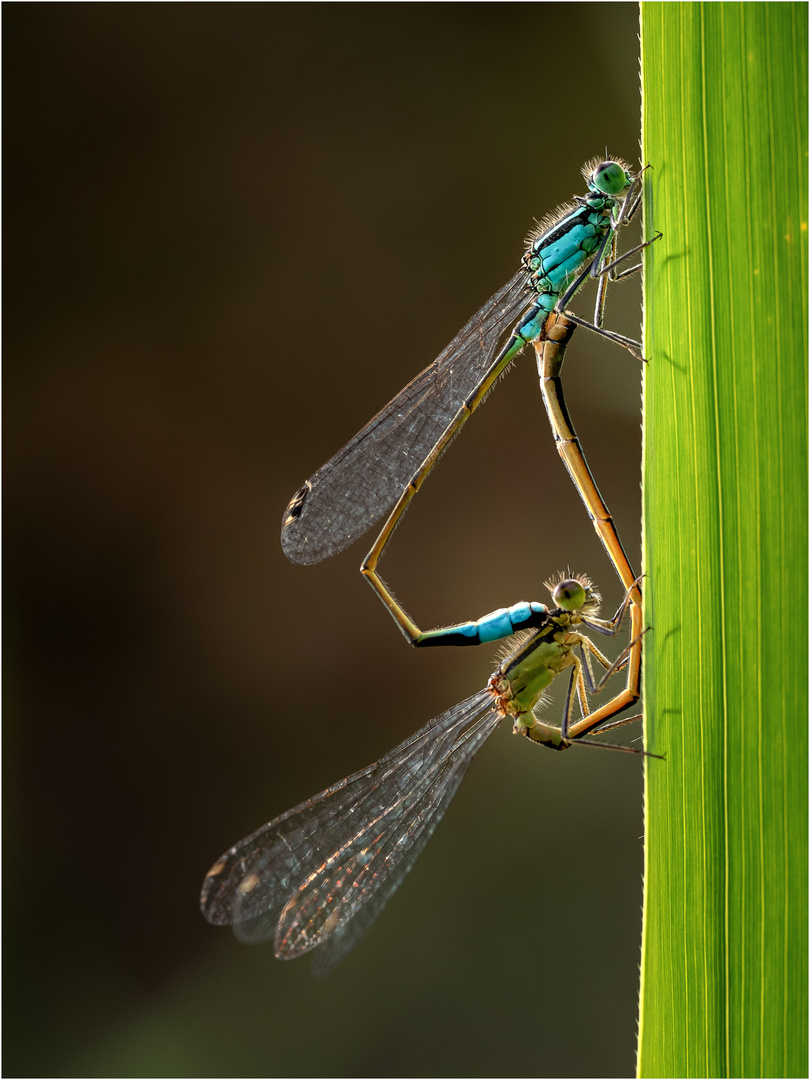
(201, 572, 649, 974)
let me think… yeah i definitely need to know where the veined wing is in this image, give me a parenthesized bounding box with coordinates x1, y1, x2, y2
(200, 690, 500, 972)
(280, 271, 531, 564)
(276, 696, 500, 974)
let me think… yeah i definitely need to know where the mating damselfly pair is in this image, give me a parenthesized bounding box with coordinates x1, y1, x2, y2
(201, 157, 659, 973)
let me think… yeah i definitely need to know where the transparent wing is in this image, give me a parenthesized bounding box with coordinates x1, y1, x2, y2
(200, 690, 501, 971)
(280, 272, 531, 564)
(279, 700, 501, 974)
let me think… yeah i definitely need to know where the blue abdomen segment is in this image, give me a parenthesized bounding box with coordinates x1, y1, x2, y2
(414, 602, 549, 648)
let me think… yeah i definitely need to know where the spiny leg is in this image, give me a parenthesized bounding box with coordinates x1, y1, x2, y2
(565, 601, 644, 742)
(554, 227, 660, 361)
(531, 635, 646, 756)
(593, 229, 661, 328)
(576, 621, 649, 696)
(554, 313, 643, 360)
(581, 575, 643, 636)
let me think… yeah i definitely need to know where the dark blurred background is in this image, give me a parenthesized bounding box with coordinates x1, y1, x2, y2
(4, 4, 647, 1077)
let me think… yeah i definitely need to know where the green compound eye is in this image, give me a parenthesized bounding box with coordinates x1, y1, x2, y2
(591, 160, 628, 195)
(552, 578, 587, 611)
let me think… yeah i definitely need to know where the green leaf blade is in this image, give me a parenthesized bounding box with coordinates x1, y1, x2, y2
(639, 4, 808, 1077)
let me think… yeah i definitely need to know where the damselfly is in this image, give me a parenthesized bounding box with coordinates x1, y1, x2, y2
(201, 573, 649, 974)
(281, 158, 657, 638)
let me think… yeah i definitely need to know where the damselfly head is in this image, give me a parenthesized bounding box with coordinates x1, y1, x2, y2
(582, 157, 633, 197)
(544, 572, 600, 614)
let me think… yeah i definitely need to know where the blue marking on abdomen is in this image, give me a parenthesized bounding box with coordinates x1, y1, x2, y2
(477, 608, 514, 643)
